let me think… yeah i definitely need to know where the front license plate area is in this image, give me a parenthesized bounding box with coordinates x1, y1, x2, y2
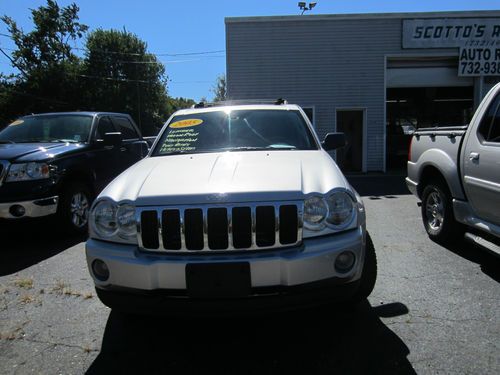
(186, 263, 251, 298)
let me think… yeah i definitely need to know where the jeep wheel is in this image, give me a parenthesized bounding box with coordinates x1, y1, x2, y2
(59, 182, 92, 235)
(421, 181, 463, 244)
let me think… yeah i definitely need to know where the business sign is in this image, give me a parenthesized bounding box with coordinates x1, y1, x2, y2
(459, 47, 500, 76)
(403, 18, 500, 76)
(403, 18, 500, 48)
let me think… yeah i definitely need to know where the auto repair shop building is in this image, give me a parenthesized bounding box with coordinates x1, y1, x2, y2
(225, 11, 500, 172)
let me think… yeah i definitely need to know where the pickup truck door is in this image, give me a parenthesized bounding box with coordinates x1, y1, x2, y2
(89, 115, 122, 192)
(462, 91, 500, 225)
(109, 115, 148, 172)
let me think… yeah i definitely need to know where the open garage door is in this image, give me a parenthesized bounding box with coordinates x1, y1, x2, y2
(386, 57, 474, 170)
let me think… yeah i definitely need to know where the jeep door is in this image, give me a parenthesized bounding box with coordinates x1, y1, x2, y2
(462, 90, 500, 225)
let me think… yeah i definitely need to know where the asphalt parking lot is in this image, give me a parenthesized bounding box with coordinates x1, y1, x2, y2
(0, 176, 498, 374)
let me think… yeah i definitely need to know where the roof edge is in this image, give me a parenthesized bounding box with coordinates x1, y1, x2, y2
(225, 10, 500, 23)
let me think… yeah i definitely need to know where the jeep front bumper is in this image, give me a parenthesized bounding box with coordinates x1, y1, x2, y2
(86, 226, 366, 306)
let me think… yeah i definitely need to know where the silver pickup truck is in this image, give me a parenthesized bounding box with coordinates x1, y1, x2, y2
(407, 83, 500, 255)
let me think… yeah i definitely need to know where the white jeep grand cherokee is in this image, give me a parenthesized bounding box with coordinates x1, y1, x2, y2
(85, 101, 376, 314)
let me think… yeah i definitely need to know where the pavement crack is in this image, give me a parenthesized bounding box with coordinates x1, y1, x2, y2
(21, 337, 99, 353)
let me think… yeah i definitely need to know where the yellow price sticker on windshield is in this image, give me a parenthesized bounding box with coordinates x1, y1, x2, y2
(170, 119, 203, 128)
(9, 119, 24, 126)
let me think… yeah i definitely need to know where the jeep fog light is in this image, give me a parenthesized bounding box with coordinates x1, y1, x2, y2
(92, 259, 110, 281)
(335, 251, 355, 273)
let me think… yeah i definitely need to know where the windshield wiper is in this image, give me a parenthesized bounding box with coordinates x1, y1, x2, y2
(15, 139, 50, 143)
(225, 146, 269, 152)
(49, 139, 79, 143)
(0, 140, 15, 144)
(160, 150, 192, 155)
(226, 145, 297, 152)
(268, 145, 297, 150)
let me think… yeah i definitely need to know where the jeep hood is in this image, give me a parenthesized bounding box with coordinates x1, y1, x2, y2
(100, 150, 349, 205)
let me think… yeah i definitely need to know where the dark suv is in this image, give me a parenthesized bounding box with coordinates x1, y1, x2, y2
(0, 112, 149, 233)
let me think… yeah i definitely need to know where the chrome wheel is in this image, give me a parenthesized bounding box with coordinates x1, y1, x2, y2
(425, 191, 444, 231)
(70, 192, 89, 228)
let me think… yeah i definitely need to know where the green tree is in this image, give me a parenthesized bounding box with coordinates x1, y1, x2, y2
(0, 0, 87, 123)
(167, 96, 195, 114)
(82, 29, 169, 134)
(0, 0, 195, 132)
(211, 74, 227, 102)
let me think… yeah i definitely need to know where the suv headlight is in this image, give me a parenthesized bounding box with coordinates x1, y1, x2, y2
(90, 200, 137, 244)
(6, 162, 50, 182)
(303, 190, 357, 238)
(326, 191, 355, 229)
(304, 196, 328, 230)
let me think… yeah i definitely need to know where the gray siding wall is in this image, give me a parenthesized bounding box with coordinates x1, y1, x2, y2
(225, 16, 456, 171)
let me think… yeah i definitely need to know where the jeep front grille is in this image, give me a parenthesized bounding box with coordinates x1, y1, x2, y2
(137, 202, 303, 253)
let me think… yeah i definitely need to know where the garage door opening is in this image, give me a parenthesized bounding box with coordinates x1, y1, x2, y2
(336, 110, 364, 173)
(386, 86, 474, 170)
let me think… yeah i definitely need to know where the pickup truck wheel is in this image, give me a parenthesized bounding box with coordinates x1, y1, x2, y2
(59, 182, 92, 235)
(350, 233, 377, 304)
(421, 182, 462, 244)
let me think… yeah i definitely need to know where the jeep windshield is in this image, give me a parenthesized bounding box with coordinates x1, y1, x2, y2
(0, 115, 93, 143)
(153, 109, 318, 156)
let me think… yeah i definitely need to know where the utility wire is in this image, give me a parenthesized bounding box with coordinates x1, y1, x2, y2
(0, 33, 224, 58)
(0, 46, 224, 64)
(0, 86, 71, 105)
(0, 46, 28, 78)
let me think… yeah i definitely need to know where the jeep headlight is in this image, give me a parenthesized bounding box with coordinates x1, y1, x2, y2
(90, 200, 137, 244)
(326, 191, 355, 228)
(6, 162, 50, 182)
(303, 190, 357, 238)
(304, 196, 328, 230)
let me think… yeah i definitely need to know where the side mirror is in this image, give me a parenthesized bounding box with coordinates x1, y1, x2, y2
(322, 132, 346, 151)
(102, 132, 122, 147)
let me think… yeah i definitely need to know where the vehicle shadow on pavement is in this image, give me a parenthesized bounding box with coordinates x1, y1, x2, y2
(0, 218, 85, 276)
(346, 174, 410, 197)
(87, 301, 416, 375)
(437, 238, 500, 283)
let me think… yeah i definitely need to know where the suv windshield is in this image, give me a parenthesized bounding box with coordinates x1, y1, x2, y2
(0, 115, 93, 143)
(153, 109, 317, 156)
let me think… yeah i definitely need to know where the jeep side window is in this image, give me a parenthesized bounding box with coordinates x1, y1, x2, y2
(112, 117, 140, 140)
(478, 92, 500, 143)
(95, 116, 116, 140)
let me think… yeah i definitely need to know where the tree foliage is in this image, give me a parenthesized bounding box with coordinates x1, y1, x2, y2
(0, 0, 87, 122)
(82, 29, 169, 134)
(211, 74, 227, 102)
(1, 0, 87, 74)
(0, 0, 194, 134)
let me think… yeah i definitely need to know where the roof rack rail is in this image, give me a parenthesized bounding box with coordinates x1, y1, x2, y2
(191, 98, 288, 108)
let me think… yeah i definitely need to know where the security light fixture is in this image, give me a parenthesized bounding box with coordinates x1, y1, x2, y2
(298, 2, 317, 15)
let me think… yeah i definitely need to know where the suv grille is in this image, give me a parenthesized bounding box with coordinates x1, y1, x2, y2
(137, 202, 303, 253)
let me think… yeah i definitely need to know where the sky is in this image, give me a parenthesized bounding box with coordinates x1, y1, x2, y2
(0, 0, 499, 101)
